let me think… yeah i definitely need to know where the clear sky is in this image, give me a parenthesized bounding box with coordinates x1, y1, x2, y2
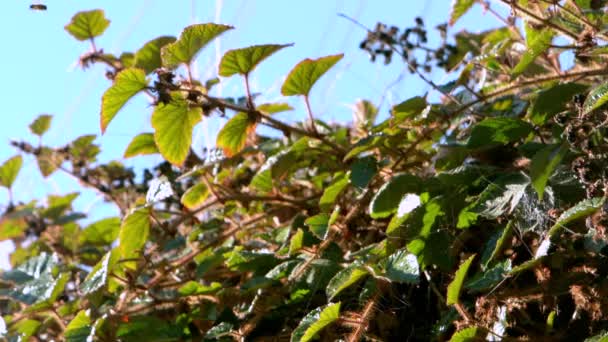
(0, 1, 507, 269)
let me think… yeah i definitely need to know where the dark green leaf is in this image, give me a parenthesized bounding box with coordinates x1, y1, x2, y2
(29, 114, 52, 136)
(281, 54, 343, 96)
(465, 259, 511, 292)
(161, 23, 233, 68)
(151, 93, 202, 166)
(134, 36, 176, 74)
(467, 118, 533, 149)
(471, 172, 529, 219)
(64, 9, 110, 41)
(81, 250, 118, 294)
(528, 83, 587, 125)
(385, 249, 420, 284)
(124, 133, 159, 158)
(291, 302, 341, 342)
(350, 156, 377, 189)
(530, 143, 568, 200)
(219, 44, 292, 77)
(0, 155, 22, 188)
(216, 112, 256, 157)
(446, 254, 476, 305)
(101, 68, 148, 133)
(369, 174, 423, 219)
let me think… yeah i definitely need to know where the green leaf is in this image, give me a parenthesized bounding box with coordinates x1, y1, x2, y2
(319, 173, 350, 212)
(118, 207, 150, 270)
(467, 118, 533, 149)
(305, 213, 330, 240)
(289, 228, 305, 256)
(36, 147, 61, 177)
(548, 197, 604, 237)
(390, 96, 428, 123)
(101, 68, 148, 133)
(10, 319, 41, 341)
(585, 331, 608, 342)
(151, 94, 202, 166)
(281, 54, 344, 96)
(134, 36, 176, 74)
(0, 155, 22, 188)
(0, 217, 27, 241)
(181, 183, 209, 209)
(528, 83, 588, 125)
(512, 23, 554, 77)
(350, 156, 377, 190)
(29, 114, 52, 136)
(124, 133, 159, 158)
(81, 250, 118, 294)
(449, 0, 475, 26)
(177, 281, 221, 296)
(369, 174, 423, 219)
(385, 249, 420, 284)
(64, 9, 110, 41)
(161, 23, 233, 68)
(79, 217, 120, 246)
(583, 81, 608, 115)
(446, 254, 476, 305)
(291, 302, 341, 342)
(326, 265, 369, 300)
(216, 112, 256, 157)
(219, 44, 292, 77)
(465, 259, 511, 292)
(449, 326, 484, 342)
(257, 102, 294, 115)
(530, 143, 568, 200)
(65, 310, 92, 342)
(471, 173, 529, 219)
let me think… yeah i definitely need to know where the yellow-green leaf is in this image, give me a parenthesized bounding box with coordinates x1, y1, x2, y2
(151, 94, 202, 166)
(181, 183, 209, 209)
(257, 102, 293, 115)
(101, 68, 148, 133)
(124, 133, 159, 158)
(449, 0, 475, 26)
(219, 44, 292, 77)
(447, 254, 476, 305)
(281, 54, 344, 96)
(216, 112, 256, 157)
(64, 9, 110, 41)
(29, 114, 52, 136)
(161, 23, 233, 68)
(118, 207, 150, 270)
(512, 23, 554, 77)
(134, 36, 176, 74)
(0, 155, 23, 188)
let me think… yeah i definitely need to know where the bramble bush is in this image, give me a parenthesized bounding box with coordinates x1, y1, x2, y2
(3, 1, 608, 340)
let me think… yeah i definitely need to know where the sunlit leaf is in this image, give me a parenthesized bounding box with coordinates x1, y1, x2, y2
(124, 133, 159, 158)
(65, 310, 92, 341)
(134, 36, 176, 74)
(512, 23, 554, 77)
(118, 207, 151, 270)
(291, 302, 341, 342)
(385, 249, 420, 284)
(446, 254, 476, 305)
(29, 114, 52, 136)
(216, 112, 257, 156)
(146, 176, 174, 204)
(583, 81, 608, 115)
(369, 174, 423, 219)
(79, 217, 120, 246)
(449, 326, 484, 341)
(181, 182, 209, 209)
(0, 155, 22, 188)
(548, 197, 604, 237)
(161, 23, 233, 68)
(219, 43, 292, 77)
(281, 54, 343, 96)
(528, 83, 587, 125)
(151, 94, 202, 166)
(101, 68, 148, 133)
(449, 0, 475, 26)
(326, 265, 369, 300)
(319, 173, 349, 212)
(257, 102, 293, 115)
(64, 9, 110, 41)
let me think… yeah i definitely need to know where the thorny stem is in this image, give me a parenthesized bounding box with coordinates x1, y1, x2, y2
(303, 95, 319, 135)
(243, 73, 255, 110)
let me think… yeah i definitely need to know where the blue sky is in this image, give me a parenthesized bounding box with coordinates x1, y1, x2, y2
(0, 1, 506, 269)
